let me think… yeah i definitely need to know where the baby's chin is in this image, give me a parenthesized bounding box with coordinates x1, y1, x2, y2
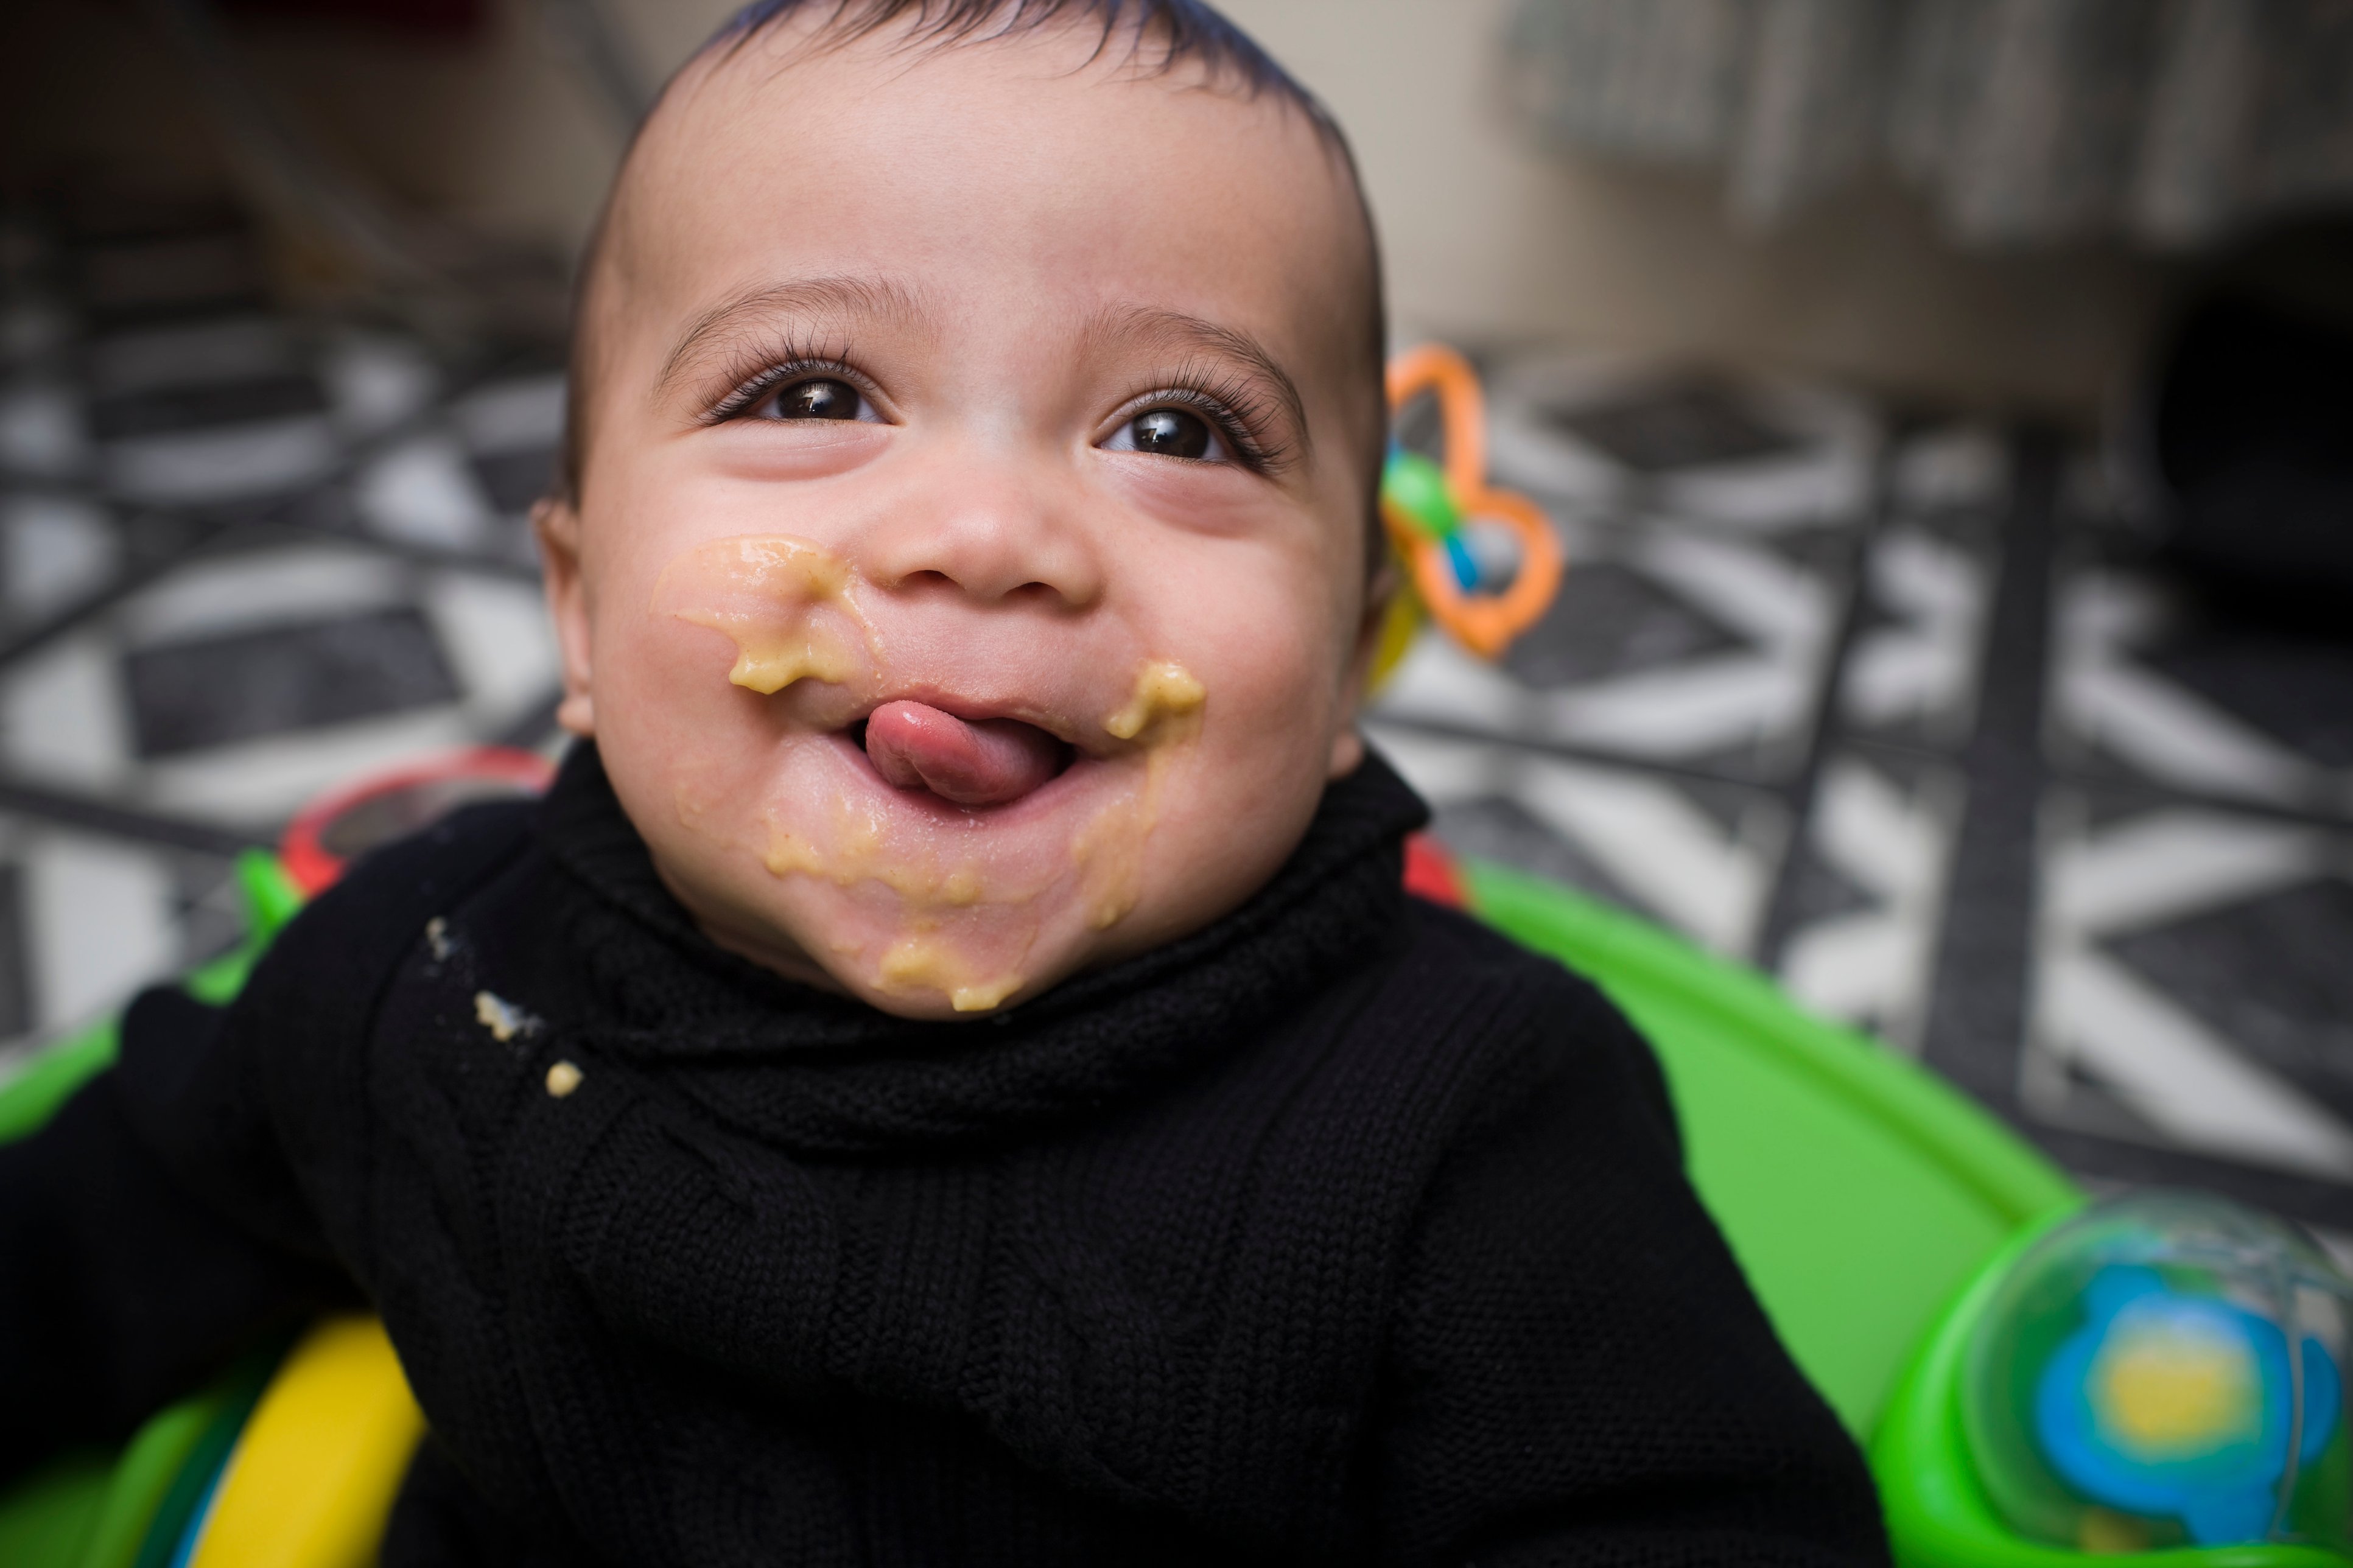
(653, 716, 1198, 1018)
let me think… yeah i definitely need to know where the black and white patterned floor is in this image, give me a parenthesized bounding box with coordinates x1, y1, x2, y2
(0, 206, 566, 1067)
(2, 204, 2349, 1231)
(1369, 349, 2353, 1233)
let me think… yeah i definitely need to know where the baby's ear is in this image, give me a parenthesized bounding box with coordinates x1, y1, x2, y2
(533, 497, 596, 737)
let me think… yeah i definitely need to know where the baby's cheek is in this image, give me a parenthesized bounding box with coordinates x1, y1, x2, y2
(600, 684, 768, 878)
(1116, 600, 1350, 937)
(648, 534, 882, 698)
(1185, 576, 1346, 751)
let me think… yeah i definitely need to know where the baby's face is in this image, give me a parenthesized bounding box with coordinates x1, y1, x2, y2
(542, 18, 1383, 1019)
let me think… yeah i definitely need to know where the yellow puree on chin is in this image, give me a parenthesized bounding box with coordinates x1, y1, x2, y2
(762, 795, 986, 906)
(657, 533, 1207, 1015)
(877, 931, 1026, 1013)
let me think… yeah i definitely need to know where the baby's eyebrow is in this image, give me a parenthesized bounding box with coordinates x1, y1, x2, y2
(1092, 306, 1310, 449)
(654, 275, 929, 399)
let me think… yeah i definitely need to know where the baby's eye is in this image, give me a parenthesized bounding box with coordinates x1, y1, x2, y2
(1103, 407, 1230, 462)
(754, 377, 875, 422)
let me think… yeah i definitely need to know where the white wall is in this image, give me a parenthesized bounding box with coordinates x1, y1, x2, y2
(5, 0, 2177, 418)
(1218, 0, 2173, 417)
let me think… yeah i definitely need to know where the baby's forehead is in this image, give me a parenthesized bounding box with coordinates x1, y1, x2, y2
(619, 18, 1368, 337)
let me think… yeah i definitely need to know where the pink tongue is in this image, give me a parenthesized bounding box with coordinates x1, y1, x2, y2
(864, 700, 1067, 807)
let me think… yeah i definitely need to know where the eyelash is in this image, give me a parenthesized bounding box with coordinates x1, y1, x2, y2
(706, 346, 1288, 472)
(1118, 369, 1287, 472)
(706, 343, 873, 423)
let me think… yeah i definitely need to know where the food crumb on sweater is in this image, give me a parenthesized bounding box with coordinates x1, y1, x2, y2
(474, 990, 538, 1043)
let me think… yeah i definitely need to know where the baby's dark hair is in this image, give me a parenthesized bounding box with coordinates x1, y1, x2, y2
(715, 0, 1319, 107)
(557, 0, 1390, 575)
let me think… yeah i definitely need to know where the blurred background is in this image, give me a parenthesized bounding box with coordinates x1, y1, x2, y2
(0, 0, 2348, 1228)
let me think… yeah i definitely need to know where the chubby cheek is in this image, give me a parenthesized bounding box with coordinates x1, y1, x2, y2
(1109, 564, 1352, 951)
(577, 569, 798, 909)
(596, 562, 746, 740)
(591, 630, 784, 970)
(599, 629, 776, 834)
(581, 478, 857, 793)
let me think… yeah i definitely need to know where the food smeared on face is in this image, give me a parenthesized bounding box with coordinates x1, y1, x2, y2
(1073, 657, 1207, 929)
(767, 659, 1204, 1008)
(878, 930, 1027, 1013)
(660, 617, 1213, 1010)
(652, 534, 878, 695)
(761, 791, 994, 903)
(1104, 660, 1206, 741)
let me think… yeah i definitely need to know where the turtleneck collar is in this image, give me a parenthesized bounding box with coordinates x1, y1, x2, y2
(530, 741, 1429, 1153)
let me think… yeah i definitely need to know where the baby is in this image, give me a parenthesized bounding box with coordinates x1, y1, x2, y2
(0, 2, 1888, 1563)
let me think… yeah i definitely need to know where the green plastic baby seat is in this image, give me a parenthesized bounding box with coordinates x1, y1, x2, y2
(1448, 857, 2080, 1436)
(0, 853, 303, 1568)
(0, 844, 2086, 1564)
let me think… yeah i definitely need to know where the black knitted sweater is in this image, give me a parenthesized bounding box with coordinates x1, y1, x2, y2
(0, 744, 1887, 1566)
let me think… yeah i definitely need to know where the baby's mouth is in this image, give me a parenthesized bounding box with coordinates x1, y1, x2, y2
(857, 700, 1074, 808)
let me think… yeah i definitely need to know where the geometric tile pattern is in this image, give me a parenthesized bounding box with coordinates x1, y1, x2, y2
(2019, 527, 2353, 1223)
(2025, 797, 2353, 1187)
(2050, 559, 2353, 818)
(1372, 349, 2353, 1229)
(0, 205, 564, 1080)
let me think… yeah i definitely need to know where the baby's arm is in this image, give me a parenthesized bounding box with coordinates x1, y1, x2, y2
(0, 987, 356, 1485)
(1370, 975, 1889, 1566)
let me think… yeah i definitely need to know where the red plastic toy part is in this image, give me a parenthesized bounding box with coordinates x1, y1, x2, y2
(1403, 831, 1470, 909)
(278, 746, 556, 895)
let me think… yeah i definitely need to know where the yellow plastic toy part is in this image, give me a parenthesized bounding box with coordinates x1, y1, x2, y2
(1380, 343, 1565, 661)
(184, 1316, 426, 1568)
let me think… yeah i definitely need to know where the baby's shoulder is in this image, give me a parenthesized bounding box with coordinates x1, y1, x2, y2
(240, 797, 544, 1033)
(1344, 895, 1667, 1118)
(1176, 894, 1674, 1206)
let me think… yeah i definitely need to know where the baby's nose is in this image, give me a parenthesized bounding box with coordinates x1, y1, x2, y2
(860, 464, 1105, 606)
(864, 701, 1068, 807)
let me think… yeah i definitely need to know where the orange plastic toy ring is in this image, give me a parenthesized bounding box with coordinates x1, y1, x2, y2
(1382, 344, 1563, 660)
